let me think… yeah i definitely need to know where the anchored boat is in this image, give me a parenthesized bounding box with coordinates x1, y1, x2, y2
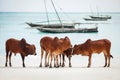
(36, 27, 98, 33)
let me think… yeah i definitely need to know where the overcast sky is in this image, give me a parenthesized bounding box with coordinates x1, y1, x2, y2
(0, 0, 120, 12)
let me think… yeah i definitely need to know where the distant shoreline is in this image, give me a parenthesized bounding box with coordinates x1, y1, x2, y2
(0, 12, 120, 14)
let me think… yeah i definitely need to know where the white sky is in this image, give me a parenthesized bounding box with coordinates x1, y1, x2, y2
(0, 0, 120, 12)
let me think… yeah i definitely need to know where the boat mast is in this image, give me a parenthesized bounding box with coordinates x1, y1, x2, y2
(50, 0, 63, 28)
(89, 5, 94, 16)
(96, 6, 99, 17)
(44, 0, 49, 25)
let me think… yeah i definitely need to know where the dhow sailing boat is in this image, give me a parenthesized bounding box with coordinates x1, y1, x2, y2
(26, 0, 98, 33)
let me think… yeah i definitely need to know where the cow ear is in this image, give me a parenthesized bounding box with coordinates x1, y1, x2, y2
(85, 39, 91, 43)
(74, 44, 77, 47)
(21, 38, 26, 44)
(65, 36, 68, 39)
(65, 36, 70, 41)
(54, 37, 59, 40)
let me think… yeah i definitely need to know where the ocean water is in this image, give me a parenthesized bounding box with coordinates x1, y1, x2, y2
(0, 12, 120, 57)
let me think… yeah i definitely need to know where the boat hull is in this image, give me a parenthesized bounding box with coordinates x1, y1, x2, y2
(26, 22, 75, 28)
(84, 18, 108, 21)
(36, 27, 98, 33)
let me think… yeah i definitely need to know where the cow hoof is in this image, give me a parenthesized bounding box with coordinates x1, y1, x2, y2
(49, 66, 52, 68)
(104, 64, 107, 67)
(62, 64, 65, 67)
(23, 65, 26, 68)
(56, 65, 59, 68)
(9, 65, 12, 67)
(87, 66, 90, 68)
(40, 65, 42, 67)
(5, 63, 7, 67)
(107, 65, 110, 67)
(45, 65, 48, 67)
(9, 63, 12, 67)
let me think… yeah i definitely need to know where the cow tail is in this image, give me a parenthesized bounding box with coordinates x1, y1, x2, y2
(6, 48, 8, 54)
(110, 55, 113, 59)
(5, 42, 9, 55)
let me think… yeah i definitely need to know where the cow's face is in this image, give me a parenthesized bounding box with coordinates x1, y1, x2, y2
(73, 45, 77, 55)
(25, 45, 36, 55)
(64, 48, 73, 58)
(73, 44, 82, 55)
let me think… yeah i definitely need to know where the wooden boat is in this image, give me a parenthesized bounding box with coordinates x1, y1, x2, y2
(89, 15, 111, 19)
(84, 7, 111, 21)
(36, 27, 98, 33)
(84, 17, 108, 21)
(26, 22, 75, 28)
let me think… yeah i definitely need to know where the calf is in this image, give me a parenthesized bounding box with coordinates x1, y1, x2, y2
(5, 38, 36, 67)
(73, 39, 113, 67)
(49, 36, 71, 68)
(40, 36, 53, 67)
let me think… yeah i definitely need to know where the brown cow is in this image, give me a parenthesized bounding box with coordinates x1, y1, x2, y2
(73, 39, 113, 67)
(40, 36, 53, 67)
(40, 36, 71, 68)
(49, 36, 71, 68)
(5, 38, 36, 67)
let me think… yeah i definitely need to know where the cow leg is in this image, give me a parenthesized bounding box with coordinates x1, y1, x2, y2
(47, 54, 50, 67)
(104, 53, 107, 67)
(5, 51, 9, 67)
(54, 55, 56, 67)
(59, 54, 61, 66)
(45, 52, 48, 67)
(69, 56, 72, 67)
(49, 54, 53, 68)
(9, 52, 12, 67)
(107, 54, 111, 67)
(21, 55, 25, 67)
(56, 55, 59, 68)
(62, 54, 65, 67)
(40, 48, 44, 67)
(87, 54, 92, 68)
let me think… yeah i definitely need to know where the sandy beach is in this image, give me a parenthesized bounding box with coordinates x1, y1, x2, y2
(0, 54, 120, 80)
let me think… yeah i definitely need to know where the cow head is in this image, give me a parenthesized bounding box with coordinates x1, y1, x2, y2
(72, 44, 82, 55)
(63, 48, 73, 58)
(25, 44, 37, 56)
(20, 38, 36, 56)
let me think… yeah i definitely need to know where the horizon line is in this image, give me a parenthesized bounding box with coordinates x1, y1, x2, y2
(0, 11, 120, 13)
